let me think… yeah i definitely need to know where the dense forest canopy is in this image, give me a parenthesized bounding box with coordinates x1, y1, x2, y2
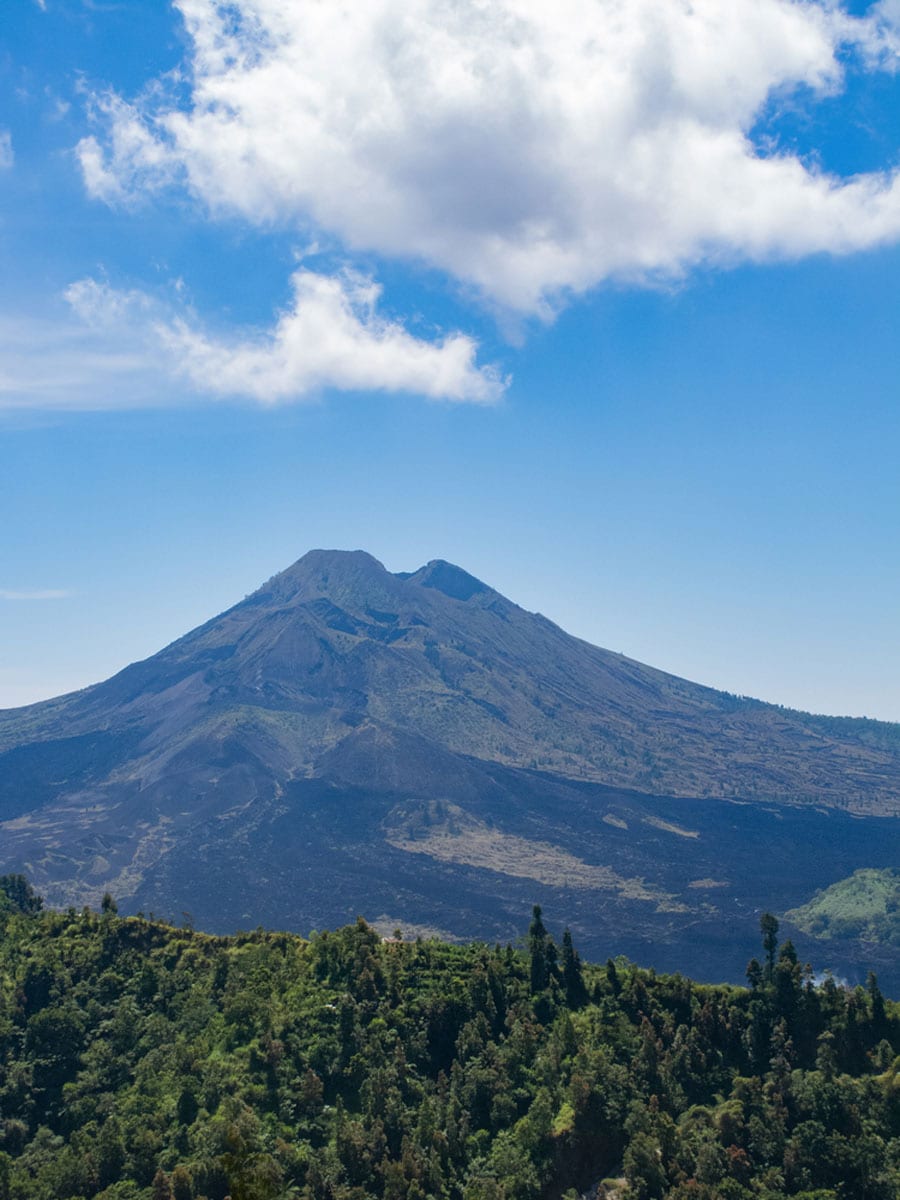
(0, 876, 898, 1200)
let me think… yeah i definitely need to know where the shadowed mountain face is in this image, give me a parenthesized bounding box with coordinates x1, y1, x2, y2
(1, 549, 899, 985)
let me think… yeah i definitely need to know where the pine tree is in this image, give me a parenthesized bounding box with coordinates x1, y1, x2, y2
(760, 912, 779, 979)
(867, 971, 887, 1034)
(561, 929, 586, 1008)
(151, 1168, 173, 1200)
(528, 905, 549, 993)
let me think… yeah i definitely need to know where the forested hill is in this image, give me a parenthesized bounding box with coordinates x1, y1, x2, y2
(1, 877, 899, 1200)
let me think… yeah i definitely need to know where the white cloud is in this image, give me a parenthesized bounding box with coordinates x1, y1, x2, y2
(0, 270, 504, 410)
(0, 589, 70, 601)
(77, 0, 900, 314)
(0, 131, 13, 170)
(78, 94, 180, 204)
(157, 269, 505, 403)
(862, 0, 900, 65)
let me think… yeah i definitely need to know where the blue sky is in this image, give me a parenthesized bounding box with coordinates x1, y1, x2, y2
(1, 0, 899, 720)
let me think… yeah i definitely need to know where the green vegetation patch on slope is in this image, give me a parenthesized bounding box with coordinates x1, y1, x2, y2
(786, 867, 900, 946)
(0, 879, 899, 1200)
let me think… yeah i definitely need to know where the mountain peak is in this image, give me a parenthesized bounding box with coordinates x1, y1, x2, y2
(408, 559, 490, 602)
(255, 550, 494, 607)
(257, 549, 391, 603)
(290, 548, 387, 574)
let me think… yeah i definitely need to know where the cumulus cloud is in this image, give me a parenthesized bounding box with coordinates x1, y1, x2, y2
(157, 269, 505, 403)
(77, 0, 900, 313)
(0, 132, 13, 170)
(78, 94, 180, 204)
(0, 270, 503, 409)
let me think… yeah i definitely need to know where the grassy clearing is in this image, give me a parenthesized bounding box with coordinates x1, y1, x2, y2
(786, 867, 900, 945)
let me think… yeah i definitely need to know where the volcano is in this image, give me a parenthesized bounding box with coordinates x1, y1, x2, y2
(2, 549, 898, 983)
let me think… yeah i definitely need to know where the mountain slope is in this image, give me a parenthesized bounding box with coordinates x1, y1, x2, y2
(2, 548, 897, 807)
(1, 549, 898, 983)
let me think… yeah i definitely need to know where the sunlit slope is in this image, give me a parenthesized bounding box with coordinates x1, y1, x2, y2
(787, 868, 900, 946)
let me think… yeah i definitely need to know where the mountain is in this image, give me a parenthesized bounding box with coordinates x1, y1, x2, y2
(1, 549, 899, 985)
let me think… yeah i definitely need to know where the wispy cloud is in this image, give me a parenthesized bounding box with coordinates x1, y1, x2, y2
(0, 589, 71, 601)
(77, 0, 900, 315)
(0, 132, 13, 170)
(0, 310, 165, 411)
